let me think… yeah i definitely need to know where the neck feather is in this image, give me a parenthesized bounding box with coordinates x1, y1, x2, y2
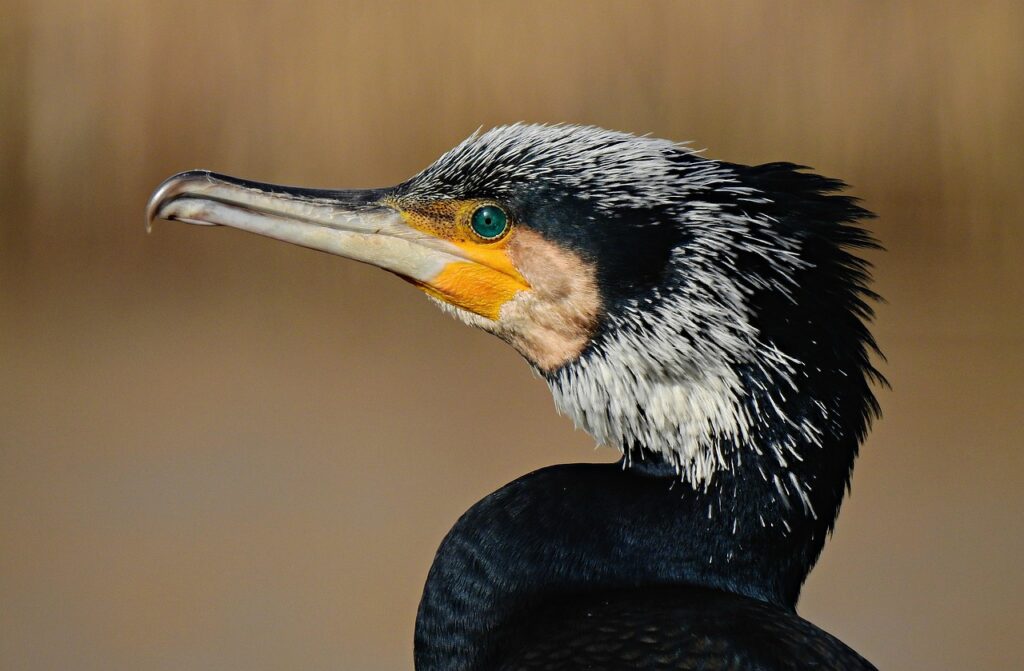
(414, 458, 839, 671)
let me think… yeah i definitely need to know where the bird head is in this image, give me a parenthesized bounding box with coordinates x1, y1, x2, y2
(148, 124, 880, 494)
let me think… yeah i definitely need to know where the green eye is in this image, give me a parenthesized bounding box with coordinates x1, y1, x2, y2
(470, 205, 509, 240)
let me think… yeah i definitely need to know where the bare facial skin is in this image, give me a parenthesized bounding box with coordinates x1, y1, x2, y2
(501, 229, 601, 373)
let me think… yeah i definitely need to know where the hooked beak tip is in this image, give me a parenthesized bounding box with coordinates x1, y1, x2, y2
(145, 169, 217, 233)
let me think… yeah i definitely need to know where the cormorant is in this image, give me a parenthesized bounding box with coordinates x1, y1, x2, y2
(147, 124, 882, 670)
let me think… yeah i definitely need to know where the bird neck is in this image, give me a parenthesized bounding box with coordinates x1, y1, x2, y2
(414, 454, 835, 671)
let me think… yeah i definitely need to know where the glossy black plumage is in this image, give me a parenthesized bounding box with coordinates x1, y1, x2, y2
(415, 461, 877, 671)
(497, 586, 874, 670)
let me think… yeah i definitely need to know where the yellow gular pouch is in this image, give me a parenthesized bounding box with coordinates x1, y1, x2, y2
(393, 199, 530, 321)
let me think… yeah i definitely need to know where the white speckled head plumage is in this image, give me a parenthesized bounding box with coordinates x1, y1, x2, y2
(393, 124, 875, 492)
(395, 124, 759, 211)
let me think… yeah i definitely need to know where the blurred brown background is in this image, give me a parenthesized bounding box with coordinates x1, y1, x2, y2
(1, 1, 1022, 669)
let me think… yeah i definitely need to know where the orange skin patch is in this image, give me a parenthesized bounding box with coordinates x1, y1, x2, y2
(384, 198, 601, 370)
(388, 199, 529, 320)
(430, 262, 521, 320)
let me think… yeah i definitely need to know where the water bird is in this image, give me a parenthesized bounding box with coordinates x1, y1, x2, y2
(148, 124, 882, 670)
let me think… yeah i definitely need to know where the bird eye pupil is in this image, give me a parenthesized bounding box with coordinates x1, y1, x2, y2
(471, 206, 509, 240)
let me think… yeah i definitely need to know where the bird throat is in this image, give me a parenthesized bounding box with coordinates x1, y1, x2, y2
(546, 350, 752, 484)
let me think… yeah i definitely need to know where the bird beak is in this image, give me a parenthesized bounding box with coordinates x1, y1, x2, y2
(146, 170, 489, 298)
